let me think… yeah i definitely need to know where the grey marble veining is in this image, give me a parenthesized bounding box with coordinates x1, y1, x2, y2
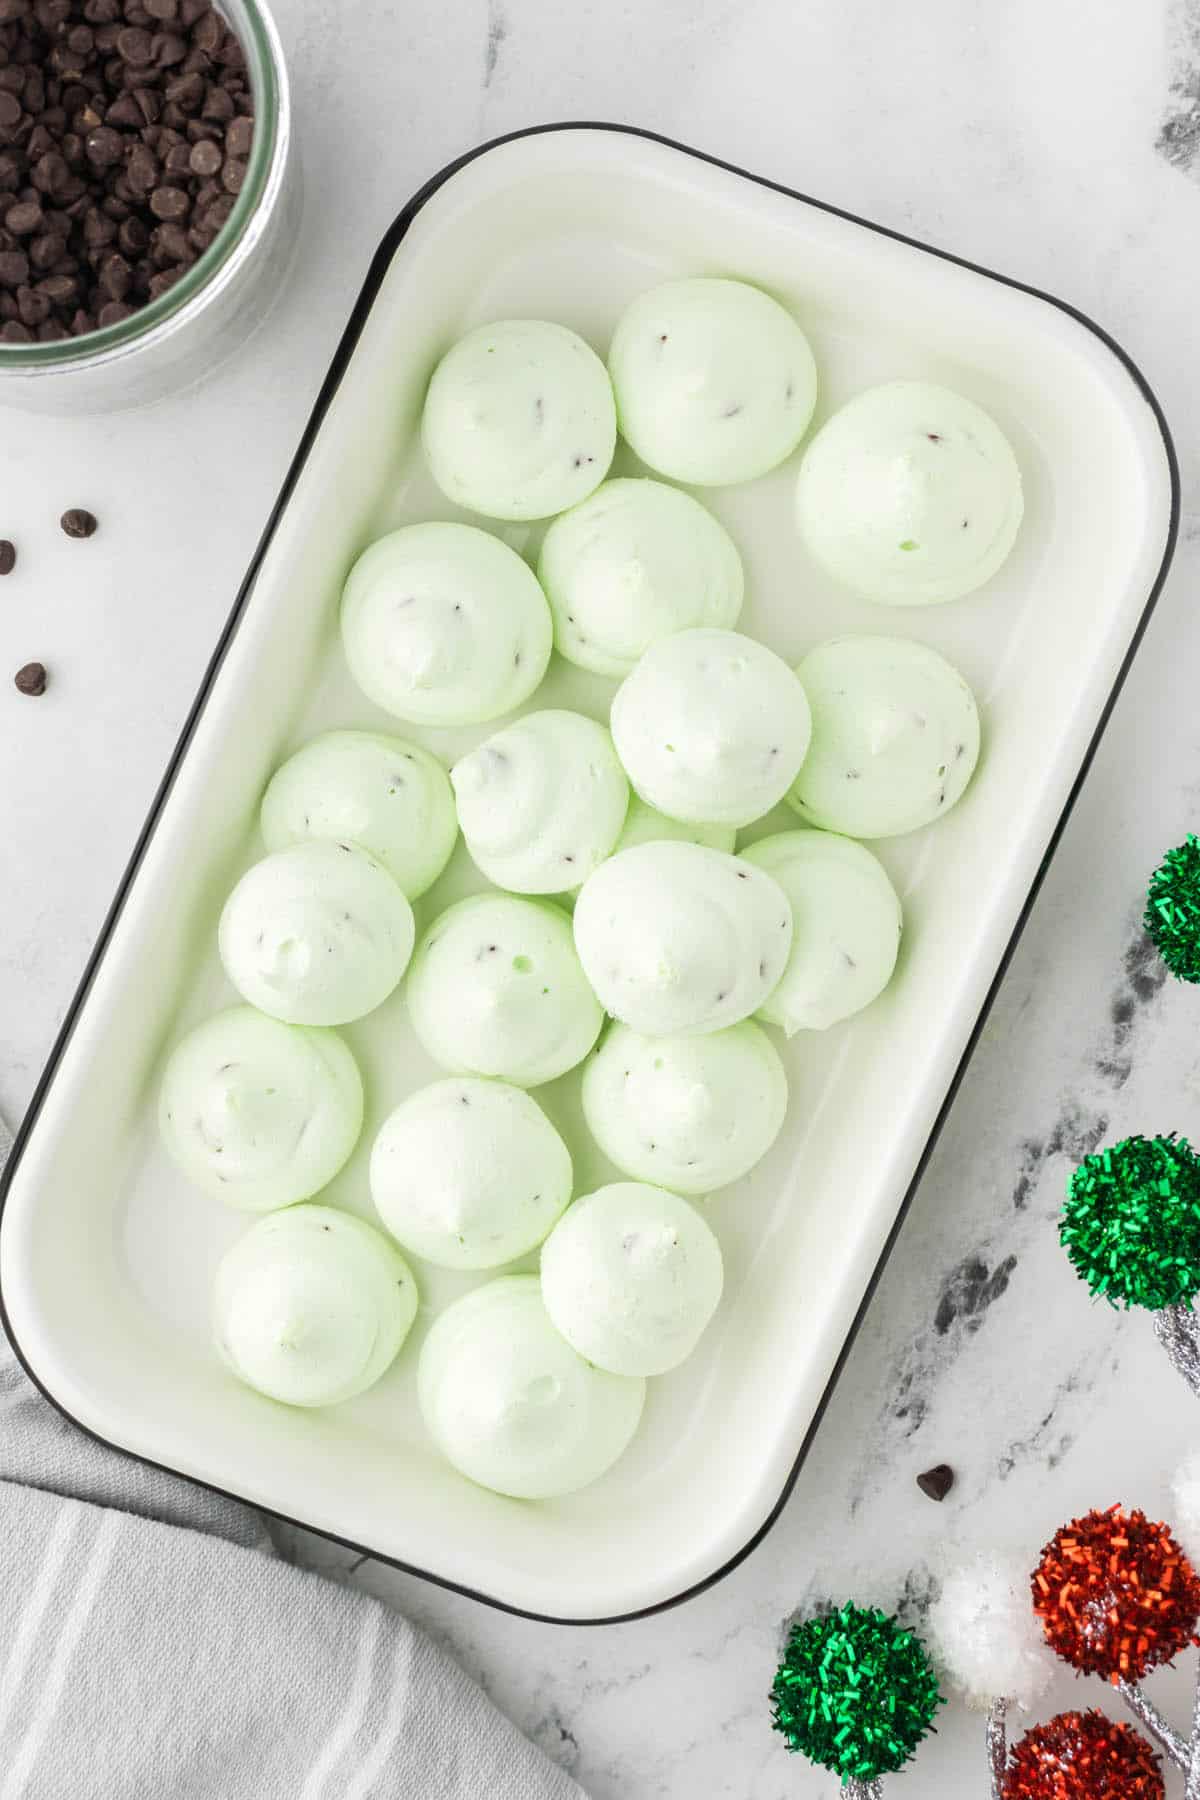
(4, 1, 1200, 1794)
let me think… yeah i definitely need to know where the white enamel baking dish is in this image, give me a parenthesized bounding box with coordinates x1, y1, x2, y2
(0, 125, 1177, 1623)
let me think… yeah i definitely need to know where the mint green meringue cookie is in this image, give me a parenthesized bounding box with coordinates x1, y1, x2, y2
(741, 831, 902, 1033)
(540, 1182, 724, 1376)
(611, 627, 812, 827)
(418, 1274, 645, 1497)
(213, 1204, 417, 1408)
(219, 841, 415, 1027)
(795, 381, 1023, 604)
(581, 1019, 787, 1194)
(451, 709, 628, 894)
(573, 842, 792, 1037)
(786, 636, 980, 838)
(370, 1077, 572, 1270)
(160, 1006, 363, 1213)
(538, 478, 744, 676)
(260, 731, 457, 901)
(608, 277, 817, 486)
(407, 893, 604, 1087)
(340, 522, 552, 727)
(422, 320, 616, 521)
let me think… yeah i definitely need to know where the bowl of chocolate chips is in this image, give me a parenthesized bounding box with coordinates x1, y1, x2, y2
(0, 0, 294, 410)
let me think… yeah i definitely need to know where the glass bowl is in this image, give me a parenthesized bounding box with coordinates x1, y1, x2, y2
(0, 0, 296, 414)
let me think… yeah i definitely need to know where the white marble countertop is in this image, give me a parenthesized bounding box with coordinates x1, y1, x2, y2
(4, 1, 1200, 1793)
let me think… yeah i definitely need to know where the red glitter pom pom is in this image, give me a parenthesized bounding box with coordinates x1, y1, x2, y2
(1032, 1504, 1200, 1680)
(1002, 1710, 1163, 1800)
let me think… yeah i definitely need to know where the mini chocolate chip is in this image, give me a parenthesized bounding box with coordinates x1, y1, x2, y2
(193, 8, 220, 52)
(116, 25, 153, 64)
(149, 218, 187, 261)
(0, 247, 29, 283)
(187, 133, 217, 175)
(36, 270, 76, 303)
(16, 281, 48, 323)
(0, 539, 15, 574)
(32, 149, 69, 194)
(219, 155, 241, 194)
(146, 261, 181, 296)
(132, 84, 161, 123)
(125, 141, 157, 189)
(225, 112, 250, 158)
(29, 233, 62, 269)
(84, 123, 122, 165)
(156, 33, 188, 69)
(163, 68, 203, 109)
(916, 1464, 955, 1503)
(96, 249, 129, 296)
(162, 140, 189, 175)
(5, 198, 41, 233)
(0, 92, 22, 129)
(96, 297, 131, 324)
(199, 79, 231, 122)
(145, 0, 178, 16)
(148, 181, 185, 218)
(103, 90, 141, 128)
(82, 204, 115, 245)
(0, 318, 32, 340)
(14, 660, 46, 694)
(60, 506, 97, 537)
(116, 213, 147, 254)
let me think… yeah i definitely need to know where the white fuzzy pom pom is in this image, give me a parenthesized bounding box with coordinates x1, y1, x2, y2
(926, 1555, 1056, 1711)
(1171, 1451, 1200, 1571)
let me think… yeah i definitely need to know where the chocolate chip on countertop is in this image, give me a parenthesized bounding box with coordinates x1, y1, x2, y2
(0, 539, 15, 575)
(60, 506, 97, 537)
(14, 661, 47, 695)
(916, 1464, 955, 1503)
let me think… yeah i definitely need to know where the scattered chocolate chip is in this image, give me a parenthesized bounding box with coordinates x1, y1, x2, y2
(14, 660, 46, 694)
(60, 505, 96, 537)
(916, 1463, 955, 1503)
(0, 539, 15, 574)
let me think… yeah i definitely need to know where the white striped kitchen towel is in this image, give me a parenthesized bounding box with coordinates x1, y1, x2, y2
(0, 1114, 585, 1800)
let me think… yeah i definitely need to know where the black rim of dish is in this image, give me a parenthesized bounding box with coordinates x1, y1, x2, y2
(0, 122, 1182, 1627)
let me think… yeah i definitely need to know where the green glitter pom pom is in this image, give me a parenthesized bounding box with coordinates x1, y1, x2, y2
(1146, 835, 1200, 983)
(1061, 1133, 1200, 1310)
(770, 1601, 943, 1783)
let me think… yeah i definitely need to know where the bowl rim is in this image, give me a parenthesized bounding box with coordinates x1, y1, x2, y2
(0, 120, 1180, 1626)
